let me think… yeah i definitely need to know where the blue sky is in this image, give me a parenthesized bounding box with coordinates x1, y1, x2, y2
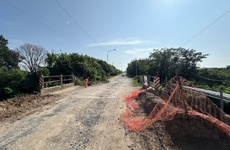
(1, 0, 230, 71)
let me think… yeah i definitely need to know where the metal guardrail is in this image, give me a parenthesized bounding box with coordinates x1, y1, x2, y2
(184, 86, 230, 102)
(138, 75, 230, 103)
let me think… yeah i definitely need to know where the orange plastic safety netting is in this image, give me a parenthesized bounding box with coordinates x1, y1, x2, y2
(120, 76, 230, 137)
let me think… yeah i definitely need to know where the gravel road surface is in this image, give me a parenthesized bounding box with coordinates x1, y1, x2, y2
(0, 76, 141, 150)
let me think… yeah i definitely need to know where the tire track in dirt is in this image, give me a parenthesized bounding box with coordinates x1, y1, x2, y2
(27, 80, 119, 150)
(84, 77, 142, 150)
(0, 76, 136, 150)
(0, 116, 45, 149)
(45, 99, 107, 150)
(46, 83, 118, 150)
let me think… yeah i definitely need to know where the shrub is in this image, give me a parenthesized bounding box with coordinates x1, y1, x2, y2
(74, 78, 85, 86)
(0, 69, 27, 100)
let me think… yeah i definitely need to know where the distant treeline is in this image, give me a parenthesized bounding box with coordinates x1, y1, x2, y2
(126, 48, 230, 94)
(0, 35, 121, 100)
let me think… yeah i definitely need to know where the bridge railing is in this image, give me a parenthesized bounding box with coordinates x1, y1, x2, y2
(39, 74, 75, 90)
(138, 74, 229, 111)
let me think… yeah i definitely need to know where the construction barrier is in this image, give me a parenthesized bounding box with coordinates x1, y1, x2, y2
(120, 76, 230, 137)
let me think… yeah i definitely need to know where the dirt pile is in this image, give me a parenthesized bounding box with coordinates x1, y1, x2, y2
(134, 92, 230, 149)
(138, 91, 230, 139)
(121, 76, 230, 149)
(0, 94, 58, 122)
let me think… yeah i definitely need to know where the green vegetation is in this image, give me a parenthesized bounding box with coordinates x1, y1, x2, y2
(46, 52, 121, 81)
(195, 67, 230, 94)
(127, 48, 230, 94)
(0, 35, 20, 71)
(74, 77, 85, 86)
(127, 48, 230, 114)
(132, 76, 142, 87)
(0, 35, 121, 101)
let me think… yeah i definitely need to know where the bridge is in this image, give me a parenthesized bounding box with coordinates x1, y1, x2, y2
(141, 75, 230, 103)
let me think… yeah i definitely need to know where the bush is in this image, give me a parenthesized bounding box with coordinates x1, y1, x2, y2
(74, 78, 85, 86)
(0, 69, 27, 100)
(37, 67, 50, 76)
(18, 73, 40, 93)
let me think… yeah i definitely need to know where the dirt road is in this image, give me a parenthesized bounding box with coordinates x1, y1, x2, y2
(0, 76, 144, 150)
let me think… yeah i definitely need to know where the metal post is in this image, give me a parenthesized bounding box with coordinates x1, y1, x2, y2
(220, 89, 224, 111)
(60, 74, 63, 87)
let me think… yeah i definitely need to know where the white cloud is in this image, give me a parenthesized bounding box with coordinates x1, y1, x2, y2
(125, 48, 153, 54)
(87, 39, 149, 47)
(66, 20, 73, 25)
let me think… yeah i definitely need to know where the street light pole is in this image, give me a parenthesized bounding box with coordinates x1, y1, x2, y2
(107, 49, 116, 64)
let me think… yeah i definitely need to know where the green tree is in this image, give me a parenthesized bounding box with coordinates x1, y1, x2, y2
(46, 52, 57, 68)
(0, 35, 20, 70)
(126, 59, 149, 77)
(127, 48, 208, 83)
(53, 53, 72, 75)
(176, 48, 208, 78)
(149, 48, 208, 81)
(46, 52, 121, 83)
(149, 48, 177, 82)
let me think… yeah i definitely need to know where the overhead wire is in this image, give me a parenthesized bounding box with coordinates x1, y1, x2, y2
(2, 1, 48, 31)
(55, 0, 105, 50)
(180, 9, 230, 82)
(4, 1, 86, 48)
(18, 0, 83, 45)
(182, 9, 230, 47)
(3, 1, 79, 45)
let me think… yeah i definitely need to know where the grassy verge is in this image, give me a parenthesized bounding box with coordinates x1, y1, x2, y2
(132, 76, 142, 87)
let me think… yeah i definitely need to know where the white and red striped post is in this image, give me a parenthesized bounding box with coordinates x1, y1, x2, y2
(154, 76, 160, 88)
(39, 75, 44, 89)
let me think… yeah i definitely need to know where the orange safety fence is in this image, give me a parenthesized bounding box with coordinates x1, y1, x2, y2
(124, 90, 146, 112)
(120, 76, 230, 136)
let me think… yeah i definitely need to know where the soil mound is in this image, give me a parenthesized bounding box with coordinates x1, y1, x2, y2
(121, 76, 230, 149)
(0, 94, 57, 122)
(134, 92, 230, 149)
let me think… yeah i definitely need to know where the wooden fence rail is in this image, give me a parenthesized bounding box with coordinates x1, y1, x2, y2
(39, 74, 75, 90)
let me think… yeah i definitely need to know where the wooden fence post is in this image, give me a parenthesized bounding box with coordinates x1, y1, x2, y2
(176, 73, 187, 114)
(72, 74, 75, 85)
